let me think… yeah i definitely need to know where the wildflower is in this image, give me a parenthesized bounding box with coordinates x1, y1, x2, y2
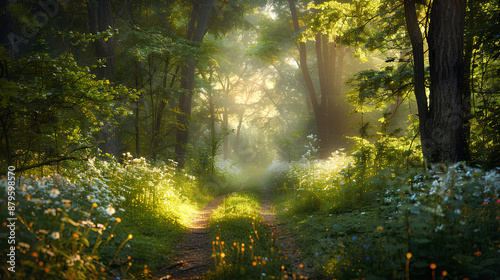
(40, 248, 55, 257)
(377, 226, 384, 231)
(44, 209, 56, 216)
(18, 242, 30, 249)
(106, 206, 116, 215)
(48, 188, 60, 198)
(430, 263, 436, 269)
(116, 217, 121, 223)
(50, 232, 60, 239)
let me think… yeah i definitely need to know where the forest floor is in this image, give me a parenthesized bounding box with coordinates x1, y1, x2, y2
(155, 188, 323, 280)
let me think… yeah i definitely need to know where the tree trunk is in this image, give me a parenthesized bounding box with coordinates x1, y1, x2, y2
(288, 0, 320, 119)
(427, 0, 466, 162)
(328, 43, 346, 151)
(88, 0, 119, 157)
(462, 0, 478, 161)
(404, 0, 431, 160)
(222, 106, 229, 160)
(134, 60, 141, 157)
(315, 33, 331, 159)
(175, 0, 216, 168)
(289, 0, 332, 159)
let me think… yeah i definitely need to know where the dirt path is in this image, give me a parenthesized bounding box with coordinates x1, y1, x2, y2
(156, 195, 227, 280)
(259, 189, 322, 280)
(155, 188, 323, 280)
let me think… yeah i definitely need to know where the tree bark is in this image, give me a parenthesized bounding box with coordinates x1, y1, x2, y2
(288, 0, 320, 119)
(88, 0, 116, 81)
(427, 0, 466, 162)
(404, 0, 431, 160)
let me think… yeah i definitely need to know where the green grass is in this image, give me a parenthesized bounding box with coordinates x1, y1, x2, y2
(205, 190, 289, 280)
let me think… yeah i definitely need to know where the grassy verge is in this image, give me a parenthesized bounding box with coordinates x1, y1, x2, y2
(271, 157, 500, 280)
(205, 190, 290, 280)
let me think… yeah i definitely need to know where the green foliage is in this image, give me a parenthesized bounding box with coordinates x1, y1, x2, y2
(345, 64, 415, 113)
(306, 0, 384, 58)
(0, 51, 135, 172)
(290, 189, 322, 214)
(470, 100, 500, 168)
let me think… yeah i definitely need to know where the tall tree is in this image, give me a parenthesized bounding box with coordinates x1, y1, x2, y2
(404, 0, 467, 163)
(88, 0, 120, 157)
(175, 0, 217, 168)
(288, 0, 349, 159)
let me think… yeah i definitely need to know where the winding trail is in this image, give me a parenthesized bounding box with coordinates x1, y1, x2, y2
(155, 187, 323, 279)
(156, 195, 227, 280)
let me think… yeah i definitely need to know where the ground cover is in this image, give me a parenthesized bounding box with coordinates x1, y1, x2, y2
(271, 156, 500, 280)
(3, 153, 499, 280)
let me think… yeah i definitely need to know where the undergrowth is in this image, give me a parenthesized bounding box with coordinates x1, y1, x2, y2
(0, 155, 212, 279)
(270, 148, 500, 280)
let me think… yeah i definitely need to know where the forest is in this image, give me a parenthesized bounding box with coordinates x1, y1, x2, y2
(0, 0, 499, 279)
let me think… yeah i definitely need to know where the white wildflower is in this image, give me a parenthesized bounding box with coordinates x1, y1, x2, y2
(50, 232, 61, 239)
(41, 247, 55, 256)
(18, 242, 30, 249)
(106, 206, 116, 215)
(44, 209, 56, 216)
